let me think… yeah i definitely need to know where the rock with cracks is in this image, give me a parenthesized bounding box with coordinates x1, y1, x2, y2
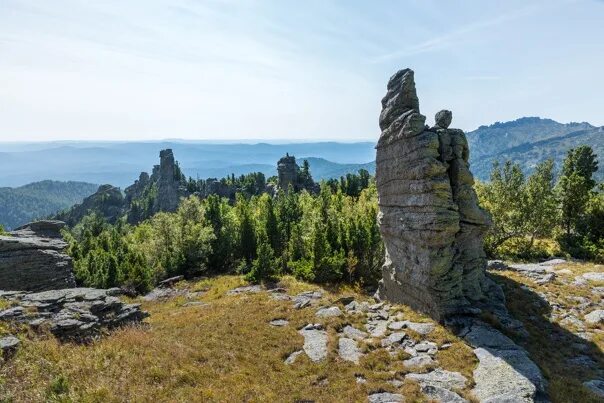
(375, 68, 495, 320)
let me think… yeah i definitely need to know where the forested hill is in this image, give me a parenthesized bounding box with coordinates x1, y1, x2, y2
(0, 180, 98, 230)
(467, 117, 603, 180)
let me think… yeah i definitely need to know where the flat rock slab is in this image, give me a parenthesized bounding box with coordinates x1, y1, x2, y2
(342, 325, 368, 341)
(226, 285, 263, 295)
(472, 347, 538, 403)
(338, 337, 362, 363)
(299, 326, 328, 362)
(269, 319, 289, 327)
(420, 384, 467, 403)
(381, 331, 407, 347)
(584, 310, 604, 325)
(316, 306, 343, 318)
(366, 319, 389, 338)
(463, 322, 547, 401)
(406, 369, 467, 390)
(403, 354, 436, 369)
(401, 321, 435, 336)
(581, 272, 604, 282)
(368, 392, 405, 403)
(0, 335, 20, 353)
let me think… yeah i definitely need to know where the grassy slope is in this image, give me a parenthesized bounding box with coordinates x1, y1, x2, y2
(0, 276, 474, 402)
(1, 264, 602, 402)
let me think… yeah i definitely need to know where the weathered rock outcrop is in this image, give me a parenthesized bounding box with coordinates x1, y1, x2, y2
(0, 287, 147, 342)
(56, 184, 125, 226)
(277, 154, 299, 190)
(277, 154, 317, 193)
(152, 149, 187, 213)
(0, 220, 76, 291)
(375, 69, 492, 320)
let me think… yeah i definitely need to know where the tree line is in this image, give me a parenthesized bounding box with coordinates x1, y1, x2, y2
(476, 145, 603, 261)
(64, 174, 382, 293)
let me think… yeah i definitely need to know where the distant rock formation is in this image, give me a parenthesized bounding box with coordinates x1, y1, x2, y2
(152, 149, 187, 213)
(277, 154, 317, 193)
(278, 154, 299, 190)
(58, 149, 189, 225)
(375, 69, 493, 320)
(56, 184, 125, 226)
(0, 220, 76, 292)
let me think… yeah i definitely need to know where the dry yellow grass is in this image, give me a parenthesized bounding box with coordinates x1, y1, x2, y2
(0, 275, 474, 402)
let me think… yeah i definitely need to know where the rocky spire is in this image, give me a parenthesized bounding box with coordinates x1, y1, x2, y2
(153, 149, 186, 213)
(375, 69, 493, 320)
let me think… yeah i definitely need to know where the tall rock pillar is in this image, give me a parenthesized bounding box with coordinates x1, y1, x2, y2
(375, 69, 491, 320)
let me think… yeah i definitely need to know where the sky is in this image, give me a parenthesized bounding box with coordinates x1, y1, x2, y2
(1, 0, 603, 142)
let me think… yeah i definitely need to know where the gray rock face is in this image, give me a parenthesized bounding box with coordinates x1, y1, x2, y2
(375, 68, 492, 320)
(0, 287, 147, 342)
(0, 221, 76, 291)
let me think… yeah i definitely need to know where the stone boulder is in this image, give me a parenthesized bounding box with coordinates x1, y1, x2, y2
(375, 68, 493, 320)
(0, 220, 76, 291)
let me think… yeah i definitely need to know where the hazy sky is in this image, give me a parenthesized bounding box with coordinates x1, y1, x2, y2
(1, 0, 603, 141)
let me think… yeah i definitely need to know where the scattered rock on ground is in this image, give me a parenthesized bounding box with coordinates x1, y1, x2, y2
(406, 369, 467, 390)
(403, 355, 436, 369)
(581, 272, 604, 282)
(316, 306, 343, 318)
(338, 337, 362, 363)
(299, 324, 328, 362)
(284, 350, 303, 365)
(0, 335, 20, 355)
(226, 285, 263, 295)
(0, 287, 147, 342)
(420, 384, 468, 403)
(584, 310, 604, 325)
(342, 325, 368, 341)
(367, 392, 405, 403)
(401, 321, 435, 336)
(269, 319, 289, 327)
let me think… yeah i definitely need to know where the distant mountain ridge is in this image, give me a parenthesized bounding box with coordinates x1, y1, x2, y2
(0, 180, 98, 230)
(0, 142, 375, 188)
(467, 117, 603, 180)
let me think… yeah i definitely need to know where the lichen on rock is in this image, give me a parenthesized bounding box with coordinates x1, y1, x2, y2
(375, 68, 494, 320)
